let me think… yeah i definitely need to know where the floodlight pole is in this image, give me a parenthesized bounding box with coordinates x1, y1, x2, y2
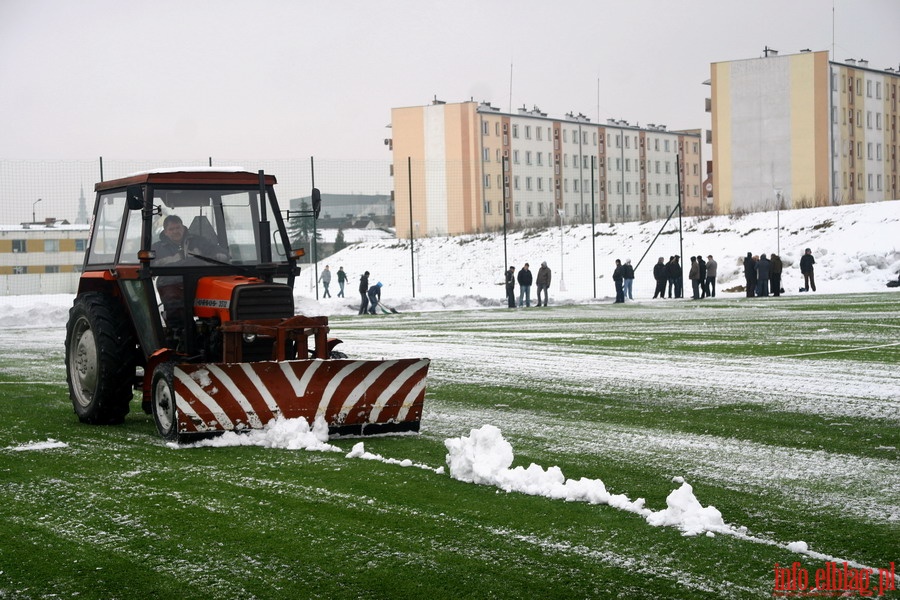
(591, 157, 597, 298)
(32, 198, 42, 224)
(408, 156, 415, 298)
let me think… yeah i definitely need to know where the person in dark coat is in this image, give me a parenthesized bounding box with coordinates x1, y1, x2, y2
(367, 282, 382, 314)
(652, 257, 667, 299)
(517, 263, 533, 307)
(770, 254, 783, 296)
(535, 262, 552, 306)
(697, 255, 708, 298)
(505, 266, 516, 308)
(689, 256, 700, 299)
(743, 252, 757, 297)
(358, 271, 370, 315)
(666, 255, 682, 298)
(800, 248, 816, 292)
(612, 259, 625, 303)
(336, 266, 347, 298)
(755, 254, 771, 297)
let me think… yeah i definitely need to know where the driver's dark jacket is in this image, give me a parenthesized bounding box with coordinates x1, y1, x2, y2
(152, 233, 225, 288)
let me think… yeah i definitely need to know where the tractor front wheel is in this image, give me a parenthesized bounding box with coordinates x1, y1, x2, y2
(65, 292, 136, 424)
(151, 362, 178, 441)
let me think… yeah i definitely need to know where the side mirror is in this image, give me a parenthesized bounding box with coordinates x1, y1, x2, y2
(311, 188, 321, 219)
(126, 185, 144, 210)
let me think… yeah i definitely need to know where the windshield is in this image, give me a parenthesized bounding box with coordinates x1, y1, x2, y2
(150, 187, 287, 266)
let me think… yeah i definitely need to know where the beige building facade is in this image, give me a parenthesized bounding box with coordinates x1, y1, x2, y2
(710, 50, 899, 214)
(390, 100, 703, 238)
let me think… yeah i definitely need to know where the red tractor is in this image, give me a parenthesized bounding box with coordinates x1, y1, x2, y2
(65, 169, 429, 441)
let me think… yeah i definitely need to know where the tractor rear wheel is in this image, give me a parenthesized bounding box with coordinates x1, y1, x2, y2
(65, 292, 136, 424)
(151, 362, 178, 441)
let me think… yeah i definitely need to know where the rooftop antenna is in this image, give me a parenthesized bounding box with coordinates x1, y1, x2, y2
(508, 60, 513, 114)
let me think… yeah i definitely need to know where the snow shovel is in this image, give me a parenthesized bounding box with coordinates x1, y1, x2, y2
(378, 302, 400, 314)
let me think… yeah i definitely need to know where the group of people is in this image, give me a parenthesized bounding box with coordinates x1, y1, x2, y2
(317, 265, 348, 298)
(742, 248, 815, 297)
(356, 271, 385, 314)
(505, 262, 552, 307)
(687, 254, 719, 300)
(651, 256, 685, 299)
(611, 259, 636, 303)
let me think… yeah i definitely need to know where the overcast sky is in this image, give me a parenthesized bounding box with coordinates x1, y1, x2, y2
(1, 0, 897, 163)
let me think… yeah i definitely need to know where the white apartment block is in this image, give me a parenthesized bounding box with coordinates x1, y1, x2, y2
(710, 50, 899, 213)
(390, 100, 703, 238)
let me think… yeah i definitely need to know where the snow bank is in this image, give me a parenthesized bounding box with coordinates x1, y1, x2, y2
(169, 416, 342, 451)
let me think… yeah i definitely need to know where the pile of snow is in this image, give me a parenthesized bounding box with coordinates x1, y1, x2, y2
(169, 416, 342, 452)
(5, 439, 68, 451)
(445, 424, 728, 537)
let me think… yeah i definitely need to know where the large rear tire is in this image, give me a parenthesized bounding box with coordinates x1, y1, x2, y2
(65, 292, 136, 424)
(151, 362, 179, 441)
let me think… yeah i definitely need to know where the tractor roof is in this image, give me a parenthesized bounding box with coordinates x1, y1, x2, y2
(95, 168, 277, 192)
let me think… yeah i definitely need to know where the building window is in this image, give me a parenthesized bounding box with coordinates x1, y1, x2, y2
(484, 201, 491, 214)
(44, 239, 60, 252)
(45, 265, 60, 273)
(12, 239, 27, 253)
(514, 176, 520, 190)
(536, 127, 542, 141)
(75, 239, 87, 252)
(537, 178, 543, 192)
(513, 150, 520, 164)
(13, 266, 27, 274)
(512, 124, 519, 138)
(536, 153, 543, 166)
(538, 203, 544, 216)
(526, 151, 532, 166)
(526, 202, 533, 216)
(514, 202, 521, 216)
(665, 140, 670, 152)
(665, 184, 671, 196)
(483, 148, 490, 162)
(482, 121, 489, 135)
(625, 158, 631, 172)
(526, 177, 533, 191)
(525, 125, 531, 140)
(484, 175, 490, 188)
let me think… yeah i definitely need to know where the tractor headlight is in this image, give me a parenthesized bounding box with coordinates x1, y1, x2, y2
(242, 333, 257, 343)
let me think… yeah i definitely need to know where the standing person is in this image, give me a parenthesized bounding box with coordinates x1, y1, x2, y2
(743, 252, 757, 297)
(622, 259, 635, 300)
(705, 255, 718, 298)
(358, 271, 370, 315)
(697, 255, 708, 298)
(689, 256, 701, 299)
(755, 254, 771, 297)
(336, 266, 347, 298)
(800, 248, 816, 292)
(652, 257, 667, 299)
(770, 254, 783, 297)
(505, 266, 516, 308)
(535, 261, 552, 307)
(318, 265, 332, 298)
(665, 256, 676, 298)
(670, 255, 683, 298)
(517, 263, 533, 307)
(612, 259, 625, 303)
(367, 282, 383, 314)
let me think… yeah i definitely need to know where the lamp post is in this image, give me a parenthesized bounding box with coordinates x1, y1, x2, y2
(775, 189, 783, 256)
(557, 207, 566, 292)
(33, 198, 42, 224)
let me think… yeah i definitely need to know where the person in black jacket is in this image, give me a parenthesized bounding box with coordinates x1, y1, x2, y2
(666, 255, 682, 298)
(770, 254, 783, 296)
(612, 259, 625, 303)
(505, 266, 516, 308)
(653, 257, 667, 299)
(358, 271, 370, 315)
(367, 282, 382, 314)
(697, 255, 708, 298)
(621, 259, 635, 300)
(755, 254, 771, 297)
(744, 252, 757, 297)
(517, 263, 533, 307)
(799, 248, 816, 292)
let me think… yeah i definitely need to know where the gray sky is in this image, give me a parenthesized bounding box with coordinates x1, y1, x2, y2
(2, 0, 897, 161)
(0, 0, 897, 223)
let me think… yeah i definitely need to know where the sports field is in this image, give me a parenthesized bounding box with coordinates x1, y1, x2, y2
(1, 293, 898, 599)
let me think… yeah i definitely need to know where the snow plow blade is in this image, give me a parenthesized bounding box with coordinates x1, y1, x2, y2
(170, 358, 430, 438)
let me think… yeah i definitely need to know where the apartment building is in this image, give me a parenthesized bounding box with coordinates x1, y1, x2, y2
(0, 220, 89, 295)
(390, 100, 703, 238)
(709, 49, 900, 213)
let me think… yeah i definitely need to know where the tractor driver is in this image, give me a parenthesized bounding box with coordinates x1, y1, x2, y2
(152, 214, 228, 328)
